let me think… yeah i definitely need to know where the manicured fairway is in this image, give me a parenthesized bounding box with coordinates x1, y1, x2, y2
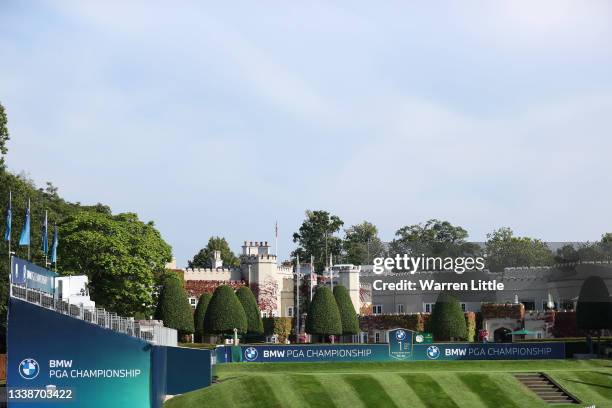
(164, 359, 612, 408)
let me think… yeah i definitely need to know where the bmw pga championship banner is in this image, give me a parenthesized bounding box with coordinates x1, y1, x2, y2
(413, 342, 565, 361)
(11, 256, 58, 294)
(7, 298, 154, 407)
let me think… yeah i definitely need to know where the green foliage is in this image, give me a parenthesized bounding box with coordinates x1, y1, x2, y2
(292, 210, 344, 273)
(188, 236, 239, 268)
(428, 292, 467, 341)
(60, 211, 172, 316)
(194, 293, 212, 342)
(343, 221, 385, 265)
(0, 102, 9, 166)
(305, 286, 342, 337)
(262, 317, 292, 343)
(465, 312, 476, 342)
(204, 285, 247, 335)
(485, 227, 553, 271)
(576, 276, 612, 331)
(333, 285, 359, 335)
(236, 286, 264, 335)
(391, 219, 480, 260)
(359, 314, 428, 333)
(154, 273, 194, 335)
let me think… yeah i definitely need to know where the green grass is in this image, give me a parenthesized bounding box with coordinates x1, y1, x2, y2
(164, 359, 612, 408)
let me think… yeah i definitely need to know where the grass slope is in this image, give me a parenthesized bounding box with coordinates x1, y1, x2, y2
(165, 359, 612, 408)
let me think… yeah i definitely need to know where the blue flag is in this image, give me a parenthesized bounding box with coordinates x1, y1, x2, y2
(3, 191, 11, 242)
(19, 200, 30, 246)
(51, 225, 58, 264)
(41, 211, 48, 255)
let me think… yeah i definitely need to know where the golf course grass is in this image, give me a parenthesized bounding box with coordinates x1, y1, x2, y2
(164, 359, 612, 408)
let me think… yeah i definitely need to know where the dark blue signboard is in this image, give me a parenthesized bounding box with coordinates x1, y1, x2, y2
(388, 328, 414, 360)
(11, 256, 58, 294)
(412, 342, 565, 361)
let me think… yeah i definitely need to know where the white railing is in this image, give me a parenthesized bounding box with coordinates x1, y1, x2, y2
(10, 283, 177, 347)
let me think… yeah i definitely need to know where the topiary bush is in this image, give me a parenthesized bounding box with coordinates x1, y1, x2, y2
(333, 285, 359, 335)
(576, 276, 612, 332)
(155, 272, 194, 337)
(193, 293, 212, 343)
(306, 286, 342, 339)
(236, 286, 264, 335)
(203, 285, 247, 335)
(427, 292, 467, 341)
(263, 317, 292, 343)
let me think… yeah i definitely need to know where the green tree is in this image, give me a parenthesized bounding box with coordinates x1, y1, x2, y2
(391, 219, 479, 261)
(343, 221, 385, 265)
(204, 285, 247, 335)
(59, 211, 172, 316)
(293, 210, 344, 273)
(155, 272, 194, 337)
(485, 227, 553, 271)
(576, 276, 612, 332)
(188, 236, 239, 269)
(0, 103, 9, 167)
(305, 286, 342, 341)
(428, 292, 467, 341)
(333, 285, 359, 336)
(193, 293, 212, 343)
(235, 286, 264, 335)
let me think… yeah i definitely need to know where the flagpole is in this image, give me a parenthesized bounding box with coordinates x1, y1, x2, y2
(44, 210, 48, 267)
(295, 254, 300, 342)
(27, 198, 30, 261)
(275, 221, 278, 265)
(7, 190, 11, 263)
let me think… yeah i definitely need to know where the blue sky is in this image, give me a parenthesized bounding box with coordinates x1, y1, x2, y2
(1, 1, 611, 266)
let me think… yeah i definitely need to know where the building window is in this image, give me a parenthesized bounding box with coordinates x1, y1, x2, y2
(522, 301, 535, 311)
(373, 304, 382, 315)
(424, 303, 435, 313)
(396, 304, 404, 314)
(287, 307, 294, 317)
(460, 303, 466, 312)
(560, 300, 574, 311)
(374, 332, 381, 343)
(262, 311, 268, 318)
(536, 332, 543, 339)
(188, 297, 197, 309)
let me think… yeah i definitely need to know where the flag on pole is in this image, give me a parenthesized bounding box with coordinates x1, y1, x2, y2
(3, 191, 11, 241)
(41, 210, 49, 255)
(51, 225, 58, 264)
(18, 199, 30, 246)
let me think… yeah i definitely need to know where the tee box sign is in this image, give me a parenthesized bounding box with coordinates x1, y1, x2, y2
(388, 328, 414, 360)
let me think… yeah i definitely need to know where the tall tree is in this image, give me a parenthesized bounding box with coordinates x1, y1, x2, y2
(236, 286, 264, 335)
(292, 210, 344, 273)
(391, 219, 479, 262)
(333, 285, 359, 336)
(188, 236, 239, 269)
(204, 285, 247, 335)
(193, 293, 212, 343)
(0, 102, 9, 167)
(60, 211, 172, 316)
(485, 227, 553, 271)
(305, 286, 342, 341)
(155, 272, 194, 338)
(428, 292, 467, 341)
(343, 221, 385, 265)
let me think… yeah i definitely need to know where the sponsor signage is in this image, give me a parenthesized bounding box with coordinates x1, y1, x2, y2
(413, 342, 566, 361)
(240, 344, 391, 363)
(414, 333, 433, 344)
(11, 257, 58, 294)
(388, 328, 414, 360)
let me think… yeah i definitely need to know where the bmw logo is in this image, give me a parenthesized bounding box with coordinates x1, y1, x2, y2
(395, 330, 407, 341)
(19, 358, 40, 380)
(244, 347, 258, 361)
(426, 346, 440, 359)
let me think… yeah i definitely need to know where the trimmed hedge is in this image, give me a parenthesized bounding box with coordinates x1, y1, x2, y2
(193, 293, 212, 343)
(306, 286, 342, 337)
(360, 314, 427, 332)
(155, 273, 194, 335)
(481, 303, 525, 320)
(203, 285, 247, 335)
(427, 292, 467, 341)
(333, 286, 359, 335)
(263, 317, 292, 343)
(236, 286, 264, 335)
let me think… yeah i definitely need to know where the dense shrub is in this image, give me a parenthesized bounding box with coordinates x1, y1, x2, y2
(333, 286, 359, 335)
(236, 286, 264, 335)
(305, 286, 342, 337)
(576, 276, 612, 331)
(154, 273, 194, 336)
(193, 293, 212, 342)
(263, 317, 292, 343)
(203, 285, 247, 335)
(428, 292, 467, 341)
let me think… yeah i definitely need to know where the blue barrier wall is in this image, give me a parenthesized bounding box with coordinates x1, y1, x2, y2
(165, 347, 212, 395)
(221, 341, 565, 363)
